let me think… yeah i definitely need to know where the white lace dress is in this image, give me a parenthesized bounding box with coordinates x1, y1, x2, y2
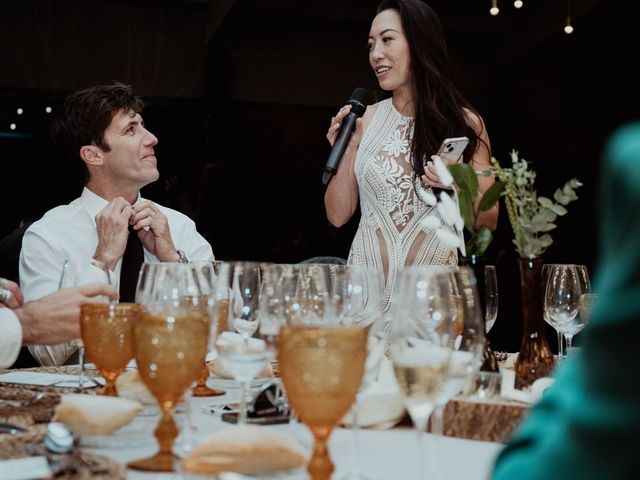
(348, 98, 457, 335)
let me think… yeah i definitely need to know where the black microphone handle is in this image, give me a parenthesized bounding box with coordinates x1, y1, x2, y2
(322, 112, 359, 185)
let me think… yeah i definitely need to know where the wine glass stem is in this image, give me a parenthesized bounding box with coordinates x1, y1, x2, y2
(565, 335, 573, 355)
(431, 404, 445, 477)
(78, 346, 85, 393)
(238, 381, 248, 424)
(556, 331, 564, 362)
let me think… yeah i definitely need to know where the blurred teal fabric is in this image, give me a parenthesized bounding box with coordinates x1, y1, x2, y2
(492, 123, 640, 479)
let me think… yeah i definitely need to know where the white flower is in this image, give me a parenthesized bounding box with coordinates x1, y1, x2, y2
(435, 228, 461, 249)
(431, 155, 454, 187)
(420, 215, 441, 230)
(416, 184, 437, 206)
(382, 130, 409, 158)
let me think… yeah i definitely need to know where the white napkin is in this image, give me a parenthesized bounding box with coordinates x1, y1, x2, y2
(217, 331, 265, 350)
(499, 368, 555, 404)
(341, 337, 405, 429)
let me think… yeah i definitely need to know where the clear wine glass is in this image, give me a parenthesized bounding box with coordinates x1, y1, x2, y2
(544, 264, 583, 363)
(431, 266, 485, 480)
(326, 265, 383, 480)
(214, 261, 268, 424)
(390, 266, 455, 480)
(484, 265, 498, 333)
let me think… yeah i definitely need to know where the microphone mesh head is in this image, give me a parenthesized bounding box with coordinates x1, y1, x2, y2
(348, 88, 371, 117)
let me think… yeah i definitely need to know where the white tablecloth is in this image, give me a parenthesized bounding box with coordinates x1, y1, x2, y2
(85, 390, 504, 480)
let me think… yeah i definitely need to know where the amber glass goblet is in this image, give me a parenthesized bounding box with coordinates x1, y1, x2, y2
(278, 325, 367, 480)
(80, 302, 138, 396)
(127, 309, 209, 472)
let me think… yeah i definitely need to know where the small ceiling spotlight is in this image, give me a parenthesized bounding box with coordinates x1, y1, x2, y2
(45, 106, 52, 113)
(490, 0, 499, 16)
(564, 18, 574, 34)
(10, 123, 17, 130)
(17, 108, 24, 115)
(514, 0, 523, 8)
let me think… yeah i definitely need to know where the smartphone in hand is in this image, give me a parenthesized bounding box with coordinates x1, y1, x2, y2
(436, 136, 469, 163)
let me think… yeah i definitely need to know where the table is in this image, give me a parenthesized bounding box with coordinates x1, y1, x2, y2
(0, 368, 507, 479)
(89, 394, 504, 480)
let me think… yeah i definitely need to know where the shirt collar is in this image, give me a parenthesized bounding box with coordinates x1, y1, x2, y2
(80, 187, 143, 226)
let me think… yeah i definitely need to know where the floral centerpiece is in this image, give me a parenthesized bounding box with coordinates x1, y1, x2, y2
(423, 150, 582, 388)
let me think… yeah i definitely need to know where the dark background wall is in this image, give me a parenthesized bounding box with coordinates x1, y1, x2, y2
(1, 0, 638, 352)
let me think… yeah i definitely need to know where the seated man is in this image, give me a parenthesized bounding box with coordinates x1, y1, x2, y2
(0, 278, 116, 369)
(20, 81, 214, 365)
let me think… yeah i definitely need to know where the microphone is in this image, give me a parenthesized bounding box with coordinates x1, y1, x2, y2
(322, 88, 372, 185)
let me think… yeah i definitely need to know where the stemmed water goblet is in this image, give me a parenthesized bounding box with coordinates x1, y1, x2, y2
(277, 270, 368, 480)
(127, 262, 209, 472)
(80, 302, 139, 396)
(389, 266, 455, 480)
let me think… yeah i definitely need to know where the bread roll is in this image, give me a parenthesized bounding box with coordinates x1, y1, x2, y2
(206, 358, 273, 379)
(115, 370, 156, 405)
(53, 394, 143, 435)
(182, 425, 306, 475)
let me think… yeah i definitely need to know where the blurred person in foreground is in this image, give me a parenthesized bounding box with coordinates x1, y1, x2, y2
(0, 278, 116, 369)
(19, 81, 214, 366)
(324, 0, 498, 336)
(492, 122, 640, 479)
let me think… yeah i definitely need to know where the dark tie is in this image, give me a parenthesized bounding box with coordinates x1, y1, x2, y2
(119, 226, 144, 302)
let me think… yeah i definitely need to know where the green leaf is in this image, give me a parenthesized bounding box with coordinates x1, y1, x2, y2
(449, 163, 478, 198)
(458, 185, 475, 231)
(466, 226, 493, 257)
(478, 181, 505, 211)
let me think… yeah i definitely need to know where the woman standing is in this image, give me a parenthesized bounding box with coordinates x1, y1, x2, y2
(325, 0, 498, 334)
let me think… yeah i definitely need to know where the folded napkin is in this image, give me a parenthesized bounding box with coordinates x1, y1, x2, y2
(341, 337, 405, 429)
(182, 425, 306, 475)
(53, 394, 143, 435)
(217, 331, 265, 349)
(499, 368, 555, 404)
(115, 370, 156, 405)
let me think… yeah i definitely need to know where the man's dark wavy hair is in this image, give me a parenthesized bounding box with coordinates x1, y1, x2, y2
(51, 81, 143, 185)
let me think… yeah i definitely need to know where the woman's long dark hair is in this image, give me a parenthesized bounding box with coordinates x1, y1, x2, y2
(375, 0, 488, 176)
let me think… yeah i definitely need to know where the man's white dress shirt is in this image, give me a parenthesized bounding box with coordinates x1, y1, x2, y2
(19, 187, 215, 365)
(0, 308, 22, 368)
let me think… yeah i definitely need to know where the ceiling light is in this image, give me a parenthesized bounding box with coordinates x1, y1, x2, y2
(490, 0, 499, 16)
(514, 0, 523, 8)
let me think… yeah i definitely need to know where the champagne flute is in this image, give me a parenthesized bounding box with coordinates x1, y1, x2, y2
(390, 266, 455, 480)
(127, 263, 209, 472)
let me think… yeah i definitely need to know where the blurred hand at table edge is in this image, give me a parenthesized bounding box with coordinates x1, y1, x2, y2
(492, 123, 640, 479)
(2, 280, 117, 344)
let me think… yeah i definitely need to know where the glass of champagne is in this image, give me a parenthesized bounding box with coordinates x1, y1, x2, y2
(128, 263, 210, 472)
(279, 323, 368, 480)
(390, 266, 455, 480)
(80, 302, 139, 396)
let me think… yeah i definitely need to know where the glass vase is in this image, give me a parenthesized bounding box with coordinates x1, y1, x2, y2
(515, 257, 555, 389)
